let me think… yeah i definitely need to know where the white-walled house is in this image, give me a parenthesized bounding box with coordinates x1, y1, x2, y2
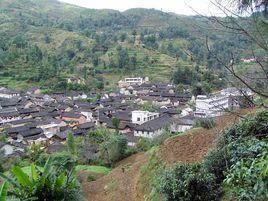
(181, 107, 193, 117)
(134, 114, 171, 138)
(220, 87, 253, 97)
(195, 95, 230, 118)
(195, 87, 253, 118)
(80, 110, 94, 122)
(131, 110, 159, 125)
(118, 77, 149, 87)
(170, 117, 194, 133)
(0, 87, 20, 99)
(0, 108, 21, 124)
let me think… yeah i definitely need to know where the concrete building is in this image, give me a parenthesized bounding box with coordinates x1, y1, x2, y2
(118, 77, 149, 87)
(195, 95, 231, 118)
(131, 110, 159, 125)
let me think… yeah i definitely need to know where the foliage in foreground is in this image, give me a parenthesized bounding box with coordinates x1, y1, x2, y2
(158, 110, 268, 201)
(0, 157, 83, 201)
(159, 164, 220, 201)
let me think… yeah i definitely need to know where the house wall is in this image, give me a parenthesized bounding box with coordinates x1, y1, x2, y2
(170, 123, 192, 133)
(0, 116, 21, 124)
(125, 77, 144, 85)
(39, 124, 60, 138)
(153, 99, 171, 106)
(81, 111, 93, 122)
(134, 128, 163, 139)
(195, 95, 230, 118)
(131, 111, 159, 125)
(0, 93, 19, 99)
(62, 116, 87, 124)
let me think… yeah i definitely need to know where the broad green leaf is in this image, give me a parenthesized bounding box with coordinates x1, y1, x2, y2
(54, 173, 65, 193)
(0, 182, 8, 201)
(43, 157, 52, 177)
(12, 166, 33, 188)
(0, 172, 18, 188)
(262, 158, 268, 176)
(31, 163, 38, 181)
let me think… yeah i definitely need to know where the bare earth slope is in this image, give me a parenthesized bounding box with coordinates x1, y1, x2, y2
(82, 110, 251, 201)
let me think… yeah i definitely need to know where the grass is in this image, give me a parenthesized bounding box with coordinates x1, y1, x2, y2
(0, 76, 37, 91)
(104, 179, 118, 194)
(6, 165, 110, 176)
(75, 165, 110, 175)
(137, 147, 165, 201)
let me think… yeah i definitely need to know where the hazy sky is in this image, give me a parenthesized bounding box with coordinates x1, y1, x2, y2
(59, 0, 223, 16)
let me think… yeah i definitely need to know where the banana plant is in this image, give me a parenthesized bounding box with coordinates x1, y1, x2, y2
(0, 182, 8, 201)
(0, 157, 80, 201)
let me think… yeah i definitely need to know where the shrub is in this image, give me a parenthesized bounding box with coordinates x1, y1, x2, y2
(67, 132, 77, 156)
(194, 118, 215, 129)
(159, 163, 221, 201)
(203, 146, 229, 184)
(87, 174, 96, 182)
(224, 141, 268, 201)
(0, 158, 83, 201)
(136, 137, 153, 152)
(100, 133, 128, 166)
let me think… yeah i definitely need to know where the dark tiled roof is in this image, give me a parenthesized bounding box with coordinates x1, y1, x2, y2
(6, 125, 29, 134)
(55, 130, 71, 140)
(62, 112, 82, 118)
(46, 141, 66, 153)
(24, 133, 46, 140)
(18, 107, 39, 115)
(77, 122, 95, 130)
(20, 128, 43, 137)
(135, 114, 172, 132)
(171, 117, 194, 126)
(7, 118, 35, 126)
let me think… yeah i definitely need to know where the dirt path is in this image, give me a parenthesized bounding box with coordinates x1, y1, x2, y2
(82, 110, 251, 201)
(82, 152, 148, 201)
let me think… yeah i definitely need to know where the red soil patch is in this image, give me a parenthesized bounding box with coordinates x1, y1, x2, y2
(82, 152, 148, 201)
(160, 112, 244, 165)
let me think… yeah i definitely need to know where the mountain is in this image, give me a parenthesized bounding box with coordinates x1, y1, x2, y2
(0, 0, 253, 92)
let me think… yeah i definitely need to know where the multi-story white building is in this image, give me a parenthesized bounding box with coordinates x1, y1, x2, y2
(131, 110, 159, 125)
(195, 95, 231, 118)
(195, 87, 253, 118)
(118, 77, 149, 88)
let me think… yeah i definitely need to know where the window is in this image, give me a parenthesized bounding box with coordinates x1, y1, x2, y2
(137, 117, 140, 121)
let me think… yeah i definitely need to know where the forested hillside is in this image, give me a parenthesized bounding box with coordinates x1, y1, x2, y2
(0, 0, 259, 92)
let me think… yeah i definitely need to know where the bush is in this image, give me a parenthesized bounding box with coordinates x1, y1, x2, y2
(87, 174, 96, 182)
(0, 158, 83, 201)
(194, 118, 215, 129)
(223, 140, 268, 201)
(159, 163, 221, 201)
(136, 137, 153, 152)
(100, 133, 128, 166)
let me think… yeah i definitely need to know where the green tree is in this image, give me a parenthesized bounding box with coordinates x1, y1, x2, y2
(112, 117, 120, 131)
(100, 133, 128, 166)
(67, 132, 77, 156)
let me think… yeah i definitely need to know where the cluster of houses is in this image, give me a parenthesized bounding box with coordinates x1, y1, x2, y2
(0, 78, 253, 157)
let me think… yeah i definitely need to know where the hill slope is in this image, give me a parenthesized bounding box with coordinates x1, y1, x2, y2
(0, 0, 254, 91)
(81, 109, 252, 201)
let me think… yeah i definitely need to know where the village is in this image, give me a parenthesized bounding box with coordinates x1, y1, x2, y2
(0, 77, 253, 157)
